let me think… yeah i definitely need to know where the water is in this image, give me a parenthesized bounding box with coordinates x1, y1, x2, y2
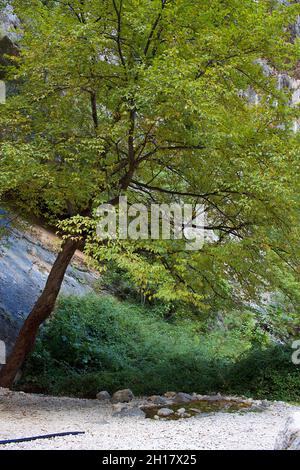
(142, 399, 254, 420)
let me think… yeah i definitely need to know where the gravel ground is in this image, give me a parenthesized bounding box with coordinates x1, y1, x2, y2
(0, 389, 299, 450)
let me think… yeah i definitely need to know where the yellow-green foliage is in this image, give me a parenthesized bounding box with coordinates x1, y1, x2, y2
(1, 0, 300, 305)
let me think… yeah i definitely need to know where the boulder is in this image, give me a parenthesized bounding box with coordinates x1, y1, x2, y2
(148, 395, 168, 405)
(202, 393, 223, 402)
(111, 389, 134, 403)
(164, 391, 176, 398)
(275, 412, 300, 450)
(176, 408, 186, 416)
(96, 391, 111, 401)
(173, 392, 194, 404)
(157, 407, 174, 417)
(141, 403, 157, 410)
(112, 403, 127, 413)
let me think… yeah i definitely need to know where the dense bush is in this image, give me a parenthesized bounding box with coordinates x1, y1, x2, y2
(19, 295, 300, 401)
(225, 345, 300, 401)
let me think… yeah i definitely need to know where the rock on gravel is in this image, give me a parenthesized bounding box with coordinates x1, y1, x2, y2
(112, 403, 127, 413)
(96, 391, 111, 401)
(275, 412, 300, 450)
(173, 392, 194, 403)
(148, 395, 168, 405)
(0, 390, 299, 450)
(111, 389, 134, 403)
(157, 408, 174, 417)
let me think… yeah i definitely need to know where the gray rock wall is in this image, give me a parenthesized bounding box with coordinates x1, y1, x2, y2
(0, 214, 100, 354)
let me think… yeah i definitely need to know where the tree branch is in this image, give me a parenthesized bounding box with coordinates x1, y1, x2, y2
(144, 0, 167, 56)
(112, 0, 126, 69)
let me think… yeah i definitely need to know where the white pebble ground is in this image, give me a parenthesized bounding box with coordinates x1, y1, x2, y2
(0, 390, 299, 450)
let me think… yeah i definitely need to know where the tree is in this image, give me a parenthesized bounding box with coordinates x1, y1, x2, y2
(0, 0, 299, 388)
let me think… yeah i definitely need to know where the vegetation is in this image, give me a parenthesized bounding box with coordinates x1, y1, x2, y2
(0, 0, 299, 393)
(19, 294, 300, 401)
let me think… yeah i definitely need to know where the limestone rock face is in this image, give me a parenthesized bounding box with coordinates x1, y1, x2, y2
(0, 213, 100, 355)
(0, 4, 19, 81)
(0, 4, 20, 42)
(274, 413, 300, 450)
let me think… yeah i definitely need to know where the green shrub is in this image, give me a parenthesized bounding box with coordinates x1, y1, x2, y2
(225, 345, 300, 401)
(19, 295, 300, 401)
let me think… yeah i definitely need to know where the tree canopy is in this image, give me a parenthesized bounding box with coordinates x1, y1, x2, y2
(1, 0, 300, 307)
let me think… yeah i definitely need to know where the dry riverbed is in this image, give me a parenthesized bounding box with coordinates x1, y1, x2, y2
(0, 388, 299, 450)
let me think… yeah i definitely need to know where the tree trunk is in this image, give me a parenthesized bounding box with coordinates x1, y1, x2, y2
(0, 238, 79, 389)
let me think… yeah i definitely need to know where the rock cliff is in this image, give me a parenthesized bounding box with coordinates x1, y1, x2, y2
(0, 212, 100, 354)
